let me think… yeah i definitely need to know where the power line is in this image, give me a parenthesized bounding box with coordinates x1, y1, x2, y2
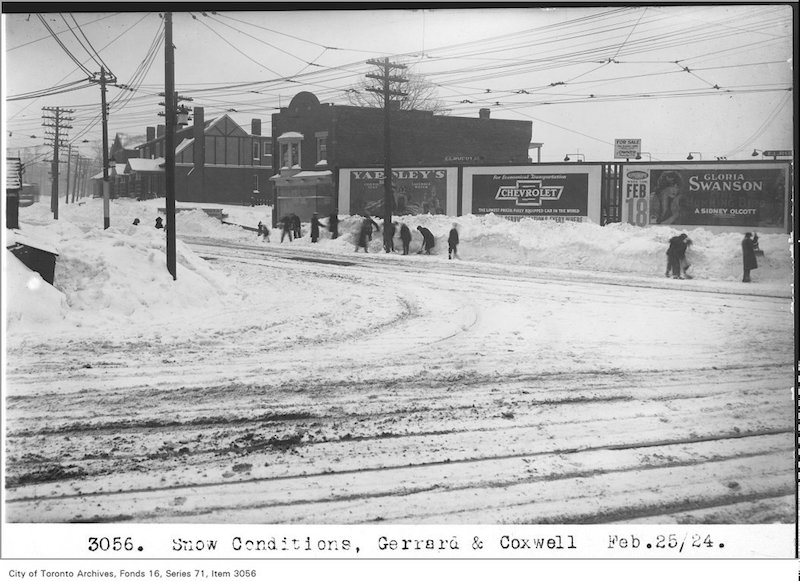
(36, 14, 93, 76)
(69, 13, 115, 75)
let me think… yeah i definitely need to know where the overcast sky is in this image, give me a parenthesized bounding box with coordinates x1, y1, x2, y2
(2, 5, 794, 164)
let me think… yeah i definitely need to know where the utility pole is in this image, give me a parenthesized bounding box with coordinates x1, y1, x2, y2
(164, 11, 177, 280)
(71, 154, 82, 203)
(42, 106, 73, 220)
(90, 67, 116, 227)
(65, 143, 72, 205)
(366, 58, 407, 253)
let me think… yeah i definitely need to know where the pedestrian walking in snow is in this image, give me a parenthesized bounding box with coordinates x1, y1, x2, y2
(416, 225, 435, 255)
(399, 223, 412, 255)
(448, 223, 460, 259)
(310, 213, 324, 243)
(155, 216, 164, 229)
(280, 215, 293, 243)
(328, 209, 340, 239)
(741, 232, 758, 282)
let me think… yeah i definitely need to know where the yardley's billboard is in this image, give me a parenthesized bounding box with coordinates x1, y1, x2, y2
(463, 165, 602, 222)
(339, 168, 458, 216)
(621, 163, 790, 229)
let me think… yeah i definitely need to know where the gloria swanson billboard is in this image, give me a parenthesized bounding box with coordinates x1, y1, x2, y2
(622, 164, 789, 228)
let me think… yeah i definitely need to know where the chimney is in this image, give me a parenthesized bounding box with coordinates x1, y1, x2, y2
(192, 107, 205, 201)
(146, 126, 155, 142)
(479, 108, 490, 119)
(251, 118, 261, 136)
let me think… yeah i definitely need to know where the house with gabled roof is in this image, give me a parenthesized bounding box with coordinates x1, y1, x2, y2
(134, 108, 273, 205)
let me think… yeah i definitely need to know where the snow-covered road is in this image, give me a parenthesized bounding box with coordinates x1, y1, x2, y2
(5, 238, 794, 524)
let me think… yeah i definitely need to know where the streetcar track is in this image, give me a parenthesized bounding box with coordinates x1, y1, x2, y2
(6, 429, 792, 505)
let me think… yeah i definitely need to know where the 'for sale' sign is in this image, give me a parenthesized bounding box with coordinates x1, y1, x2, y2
(614, 138, 641, 159)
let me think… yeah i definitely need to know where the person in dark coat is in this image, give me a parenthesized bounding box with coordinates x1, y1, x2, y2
(416, 225, 435, 255)
(291, 213, 302, 239)
(310, 213, 324, 243)
(355, 217, 375, 252)
(399, 223, 412, 255)
(280, 215, 293, 243)
(155, 216, 164, 229)
(741, 232, 758, 282)
(362, 213, 380, 241)
(666, 233, 691, 279)
(448, 223, 460, 259)
(257, 220, 270, 242)
(328, 209, 340, 239)
(383, 220, 397, 252)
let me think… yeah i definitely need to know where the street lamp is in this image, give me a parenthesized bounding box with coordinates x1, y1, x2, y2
(564, 153, 585, 162)
(686, 151, 702, 160)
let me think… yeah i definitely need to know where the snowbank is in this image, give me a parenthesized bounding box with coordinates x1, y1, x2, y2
(4, 197, 792, 343)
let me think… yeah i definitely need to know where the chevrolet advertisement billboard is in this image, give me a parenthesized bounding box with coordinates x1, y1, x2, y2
(463, 165, 602, 222)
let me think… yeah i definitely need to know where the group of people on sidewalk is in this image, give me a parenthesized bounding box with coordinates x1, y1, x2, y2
(263, 213, 761, 281)
(353, 214, 460, 259)
(667, 231, 760, 283)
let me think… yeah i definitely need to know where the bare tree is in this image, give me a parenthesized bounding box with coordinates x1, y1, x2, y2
(346, 70, 449, 114)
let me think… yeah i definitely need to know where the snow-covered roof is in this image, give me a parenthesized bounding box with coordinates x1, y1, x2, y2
(176, 138, 194, 156)
(90, 164, 127, 180)
(126, 157, 165, 173)
(277, 131, 304, 141)
(6, 229, 59, 255)
(292, 170, 332, 178)
(6, 158, 22, 190)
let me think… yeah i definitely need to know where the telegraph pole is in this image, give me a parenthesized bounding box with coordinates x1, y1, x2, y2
(42, 106, 73, 220)
(164, 11, 177, 280)
(65, 143, 72, 205)
(71, 154, 82, 203)
(366, 58, 407, 253)
(89, 67, 116, 227)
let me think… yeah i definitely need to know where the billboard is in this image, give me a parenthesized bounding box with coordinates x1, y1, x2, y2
(463, 165, 603, 222)
(621, 163, 790, 229)
(338, 167, 457, 216)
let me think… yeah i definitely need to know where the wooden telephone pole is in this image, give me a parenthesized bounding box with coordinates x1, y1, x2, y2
(164, 11, 177, 280)
(366, 58, 407, 253)
(42, 106, 74, 220)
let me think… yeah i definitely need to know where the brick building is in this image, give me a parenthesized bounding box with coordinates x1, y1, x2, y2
(270, 91, 533, 223)
(131, 108, 273, 205)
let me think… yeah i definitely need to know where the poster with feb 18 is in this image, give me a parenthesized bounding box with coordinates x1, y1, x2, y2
(622, 163, 790, 229)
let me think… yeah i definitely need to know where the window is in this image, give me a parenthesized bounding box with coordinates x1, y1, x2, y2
(316, 132, 328, 163)
(280, 142, 301, 168)
(277, 132, 303, 169)
(252, 141, 260, 160)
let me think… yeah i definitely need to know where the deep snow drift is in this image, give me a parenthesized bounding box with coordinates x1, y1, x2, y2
(4, 197, 792, 346)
